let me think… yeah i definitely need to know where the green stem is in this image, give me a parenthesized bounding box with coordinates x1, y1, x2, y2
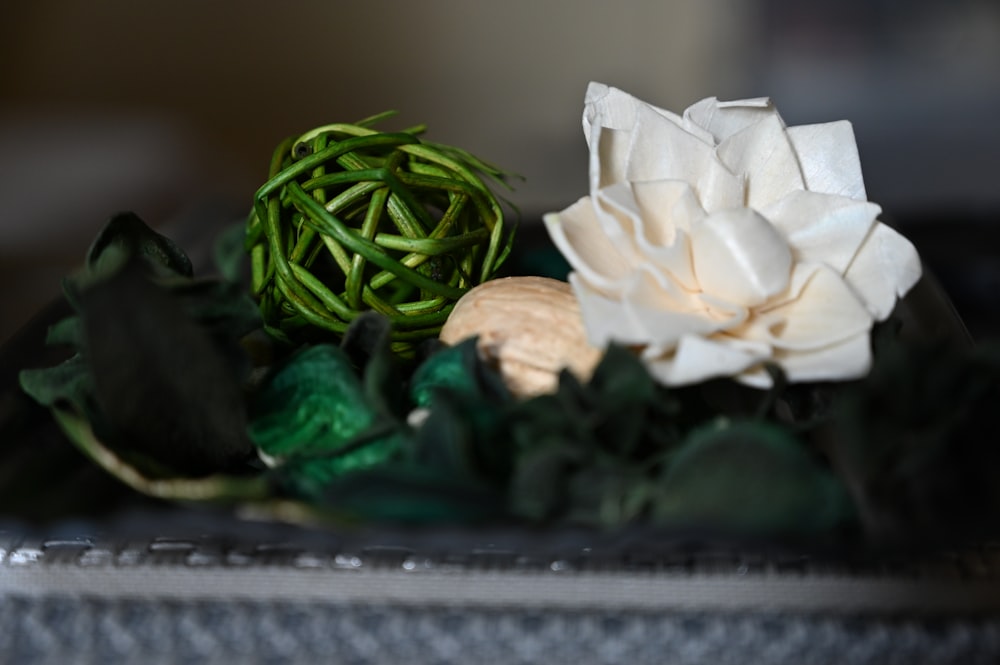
(52, 407, 271, 502)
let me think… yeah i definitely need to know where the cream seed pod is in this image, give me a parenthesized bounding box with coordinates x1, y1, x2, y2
(439, 276, 603, 398)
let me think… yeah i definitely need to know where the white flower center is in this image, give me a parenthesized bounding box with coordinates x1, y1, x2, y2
(689, 208, 792, 308)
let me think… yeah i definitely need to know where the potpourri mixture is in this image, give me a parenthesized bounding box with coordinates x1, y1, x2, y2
(13, 85, 1000, 552)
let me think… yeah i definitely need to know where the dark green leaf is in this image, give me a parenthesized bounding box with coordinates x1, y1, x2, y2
(86, 211, 193, 278)
(19, 355, 93, 413)
(830, 337, 1000, 546)
(213, 220, 252, 284)
(652, 420, 854, 535)
(304, 464, 506, 523)
(354, 315, 408, 421)
(508, 440, 586, 521)
(410, 389, 512, 483)
(406, 337, 515, 484)
(164, 279, 262, 340)
(581, 345, 658, 456)
(268, 430, 405, 499)
(44, 315, 83, 348)
(49, 405, 270, 503)
(566, 462, 653, 527)
(79, 257, 254, 475)
(248, 344, 377, 459)
(409, 339, 483, 409)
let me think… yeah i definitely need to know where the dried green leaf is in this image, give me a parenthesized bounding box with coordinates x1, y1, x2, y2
(566, 462, 653, 527)
(44, 315, 83, 348)
(51, 405, 269, 502)
(410, 389, 512, 484)
(354, 314, 408, 421)
(86, 211, 193, 278)
(653, 420, 854, 535)
(508, 440, 586, 521)
(274, 430, 406, 499)
(409, 339, 481, 409)
(248, 344, 377, 459)
(307, 464, 505, 524)
(213, 220, 252, 285)
(79, 257, 254, 475)
(831, 338, 1000, 546)
(19, 355, 92, 413)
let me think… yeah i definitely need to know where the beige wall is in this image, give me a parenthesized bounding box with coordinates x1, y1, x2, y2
(1, 1, 757, 213)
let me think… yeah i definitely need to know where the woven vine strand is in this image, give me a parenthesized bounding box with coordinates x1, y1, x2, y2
(245, 115, 516, 352)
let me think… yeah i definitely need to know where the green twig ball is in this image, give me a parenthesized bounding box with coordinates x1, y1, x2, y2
(246, 113, 517, 353)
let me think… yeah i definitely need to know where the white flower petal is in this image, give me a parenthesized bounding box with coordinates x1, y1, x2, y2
(569, 273, 647, 346)
(696, 292, 756, 327)
(843, 222, 923, 320)
(599, 181, 701, 290)
(690, 208, 793, 307)
(583, 82, 622, 143)
(762, 190, 880, 274)
(585, 83, 689, 189)
(591, 124, 630, 189)
(748, 264, 873, 351)
(716, 114, 806, 209)
(572, 269, 726, 349)
(623, 269, 741, 346)
(787, 121, 867, 200)
(644, 334, 771, 386)
(543, 199, 634, 291)
(593, 185, 638, 247)
(626, 302, 726, 349)
(734, 334, 871, 388)
(683, 96, 775, 143)
(630, 179, 704, 237)
(593, 182, 641, 235)
(583, 82, 687, 146)
(625, 103, 745, 211)
(625, 103, 715, 180)
(773, 333, 872, 384)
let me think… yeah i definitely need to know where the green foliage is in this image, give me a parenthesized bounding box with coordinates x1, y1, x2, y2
(19, 354, 92, 414)
(15, 213, 1000, 549)
(830, 337, 1000, 547)
(249, 345, 377, 459)
(492, 348, 854, 535)
(653, 420, 854, 534)
(409, 339, 497, 409)
(249, 341, 406, 498)
(19, 212, 260, 477)
(259, 317, 515, 523)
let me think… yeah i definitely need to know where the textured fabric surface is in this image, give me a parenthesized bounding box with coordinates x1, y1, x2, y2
(3, 531, 1000, 663)
(3, 596, 1000, 665)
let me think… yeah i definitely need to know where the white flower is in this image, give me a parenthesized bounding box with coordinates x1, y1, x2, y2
(543, 82, 922, 387)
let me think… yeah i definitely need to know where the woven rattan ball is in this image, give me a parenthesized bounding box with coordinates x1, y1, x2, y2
(246, 115, 515, 352)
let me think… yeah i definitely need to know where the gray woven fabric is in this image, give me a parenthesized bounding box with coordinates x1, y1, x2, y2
(4, 530, 1000, 664)
(2, 596, 1000, 665)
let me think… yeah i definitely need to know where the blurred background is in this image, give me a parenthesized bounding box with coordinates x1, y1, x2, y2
(2, 0, 999, 342)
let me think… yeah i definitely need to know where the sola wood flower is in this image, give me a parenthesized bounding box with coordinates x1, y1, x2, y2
(544, 83, 922, 387)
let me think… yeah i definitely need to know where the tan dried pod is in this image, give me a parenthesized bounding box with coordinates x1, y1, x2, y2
(439, 276, 603, 398)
